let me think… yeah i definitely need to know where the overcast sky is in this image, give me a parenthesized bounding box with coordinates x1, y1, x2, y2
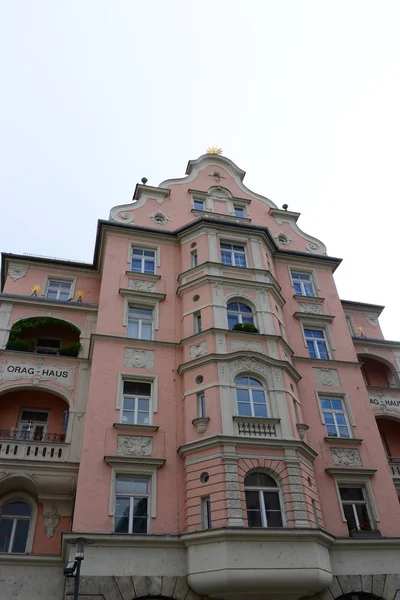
(1, 1, 399, 338)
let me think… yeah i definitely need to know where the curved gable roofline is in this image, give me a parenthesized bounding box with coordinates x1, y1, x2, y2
(159, 154, 278, 210)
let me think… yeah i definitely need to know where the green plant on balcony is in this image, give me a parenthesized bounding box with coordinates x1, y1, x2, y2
(232, 322, 259, 333)
(6, 339, 32, 352)
(59, 342, 82, 357)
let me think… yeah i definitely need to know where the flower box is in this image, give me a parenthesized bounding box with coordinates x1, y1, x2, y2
(350, 530, 381, 538)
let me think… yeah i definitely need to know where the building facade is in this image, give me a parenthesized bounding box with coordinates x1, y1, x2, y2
(1, 152, 400, 600)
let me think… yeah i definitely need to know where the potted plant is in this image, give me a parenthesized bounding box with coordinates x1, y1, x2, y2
(232, 322, 259, 333)
(6, 339, 32, 352)
(59, 342, 82, 357)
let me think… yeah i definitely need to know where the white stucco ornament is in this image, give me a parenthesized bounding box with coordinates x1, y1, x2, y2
(124, 348, 154, 369)
(331, 448, 362, 466)
(128, 279, 157, 293)
(43, 506, 61, 538)
(189, 342, 207, 359)
(0, 359, 76, 390)
(314, 368, 341, 387)
(117, 435, 153, 456)
(7, 263, 28, 280)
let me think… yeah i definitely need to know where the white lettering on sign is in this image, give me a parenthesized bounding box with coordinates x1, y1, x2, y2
(0, 359, 75, 390)
(370, 396, 400, 411)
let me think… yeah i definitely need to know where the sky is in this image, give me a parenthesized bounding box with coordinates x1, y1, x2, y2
(1, 1, 400, 338)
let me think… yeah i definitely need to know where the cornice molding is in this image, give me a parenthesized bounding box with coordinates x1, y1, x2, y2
(0, 293, 98, 312)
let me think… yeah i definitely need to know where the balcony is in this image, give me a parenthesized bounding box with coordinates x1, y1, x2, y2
(0, 436, 68, 462)
(6, 316, 81, 357)
(233, 416, 280, 438)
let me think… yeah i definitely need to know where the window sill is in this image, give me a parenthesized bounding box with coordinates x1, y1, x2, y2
(324, 437, 363, 445)
(233, 416, 280, 425)
(349, 530, 381, 538)
(113, 423, 159, 432)
(293, 295, 325, 304)
(126, 272, 161, 280)
(294, 312, 334, 323)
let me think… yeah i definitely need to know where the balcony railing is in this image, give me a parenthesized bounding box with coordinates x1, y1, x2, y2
(234, 417, 279, 438)
(0, 429, 66, 443)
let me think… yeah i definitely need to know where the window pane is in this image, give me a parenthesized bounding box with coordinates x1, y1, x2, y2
(122, 410, 135, 424)
(228, 315, 238, 329)
(132, 517, 147, 534)
(12, 519, 29, 553)
(245, 490, 260, 510)
(317, 341, 328, 359)
(339, 487, 364, 501)
(133, 497, 148, 518)
(132, 248, 144, 256)
(129, 308, 153, 319)
(265, 510, 283, 527)
(264, 491, 281, 511)
(307, 341, 317, 358)
(293, 282, 302, 295)
(123, 382, 151, 396)
(221, 252, 232, 265)
(131, 259, 143, 272)
(141, 322, 153, 340)
(237, 402, 252, 416)
(323, 413, 334, 424)
(137, 412, 150, 425)
(253, 403, 268, 417)
(252, 390, 266, 404)
(326, 425, 337, 436)
(338, 425, 350, 438)
(0, 518, 13, 552)
(114, 515, 129, 533)
(144, 260, 155, 274)
(247, 510, 262, 527)
(123, 397, 135, 411)
(127, 321, 139, 338)
(304, 283, 314, 296)
(249, 378, 263, 387)
(138, 398, 149, 412)
(235, 254, 247, 267)
(254, 473, 277, 487)
(242, 315, 254, 325)
(143, 250, 155, 257)
(331, 400, 343, 411)
(236, 388, 250, 403)
(116, 478, 148, 495)
(355, 504, 371, 528)
(235, 377, 249, 386)
(320, 399, 331, 409)
(1, 502, 31, 517)
(343, 504, 357, 530)
(335, 414, 346, 425)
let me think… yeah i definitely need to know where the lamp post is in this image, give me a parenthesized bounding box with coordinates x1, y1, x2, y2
(66, 537, 94, 600)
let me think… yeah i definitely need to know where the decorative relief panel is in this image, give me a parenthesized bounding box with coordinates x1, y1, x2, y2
(229, 357, 271, 386)
(298, 302, 323, 315)
(212, 282, 223, 298)
(267, 340, 279, 359)
(117, 435, 153, 456)
(43, 506, 61, 538)
(124, 348, 154, 369)
(0, 304, 13, 327)
(189, 341, 207, 359)
(128, 279, 156, 293)
(364, 312, 379, 327)
(331, 448, 361, 466)
(314, 368, 341, 387)
(370, 394, 400, 413)
(0, 359, 76, 390)
(116, 211, 134, 224)
(231, 339, 262, 353)
(7, 263, 28, 281)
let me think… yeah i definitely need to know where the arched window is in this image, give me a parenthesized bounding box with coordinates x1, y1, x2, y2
(245, 472, 283, 528)
(0, 501, 32, 553)
(227, 302, 254, 330)
(235, 377, 267, 417)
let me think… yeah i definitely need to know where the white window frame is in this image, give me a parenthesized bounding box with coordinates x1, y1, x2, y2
(220, 242, 248, 268)
(194, 311, 202, 334)
(197, 392, 206, 418)
(127, 305, 154, 341)
(288, 267, 319, 296)
(331, 472, 379, 528)
(0, 493, 37, 554)
(232, 204, 246, 218)
(201, 496, 212, 529)
(44, 276, 75, 301)
(235, 377, 268, 418)
(244, 474, 285, 528)
(290, 271, 316, 297)
(227, 301, 255, 329)
(120, 380, 152, 426)
(315, 391, 355, 428)
(339, 486, 372, 531)
(18, 409, 49, 440)
(303, 326, 332, 359)
(108, 460, 164, 521)
(113, 475, 150, 534)
(116, 374, 158, 415)
(191, 251, 198, 268)
(318, 396, 352, 438)
(191, 194, 213, 212)
(122, 293, 162, 333)
(128, 243, 160, 273)
(345, 315, 356, 336)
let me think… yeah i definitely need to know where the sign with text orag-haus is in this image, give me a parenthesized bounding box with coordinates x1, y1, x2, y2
(0, 359, 76, 390)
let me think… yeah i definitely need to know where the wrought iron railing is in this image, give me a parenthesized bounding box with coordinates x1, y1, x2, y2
(0, 429, 66, 443)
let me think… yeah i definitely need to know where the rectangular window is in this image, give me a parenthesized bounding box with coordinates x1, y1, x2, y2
(46, 279, 72, 301)
(233, 205, 246, 218)
(339, 486, 372, 532)
(131, 248, 156, 274)
(19, 410, 48, 440)
(121, 381, 151, 425)
(291, 272, 315, 297)
(220, 243, 247, 268)
(194, 311, 202, 333)
(201, 497, 212, 529)
(193, 199, 205, 211)
(114, 476, 149, 534)
(127, 306, 153, 340)
(304, 328, 330, 359)
(197, 392, 206, 418)
(346, 316, 355, 336)
(191, 251, 198, 267)
(35, 338, 61, 355)
(319, 397, 350, 438)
